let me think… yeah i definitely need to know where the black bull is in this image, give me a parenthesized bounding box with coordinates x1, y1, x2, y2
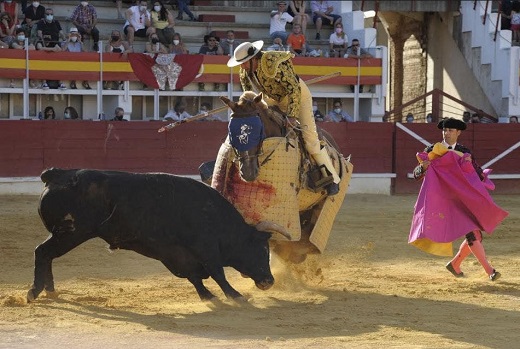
(28, 168, 290, 302)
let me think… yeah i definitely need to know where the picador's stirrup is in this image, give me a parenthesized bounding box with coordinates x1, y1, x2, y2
(312, 147, 341, 196)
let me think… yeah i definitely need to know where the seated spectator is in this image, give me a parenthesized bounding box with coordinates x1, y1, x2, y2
(170, 32, 188, 54)
(10, 28, 35, 49)
(198, 33, 223, 91)
(266, 37, 285, 51)
(106, 29, 132, 54)
(287, 23, 306, 56)
(63, 106, 81, 120)
(35, 8, 66, 90)
(70, 0, 100, 52)
(176, 0, 197, 21)
(344, 39, 372, 58)
(325, 100, 354, 122)
(313, 100, 325, 121)
(151, 1, 175, 48)
(426, 113, 433, 123)
(9, 28, 35, 87)
(36, 7, 65, 47)
(311, 0, 342, 40)
(164, 100, 191, 121)
(198, 33, 223, 55)
(63, 27, 91, 90)
(405, 113, 414, 123)
(145, 32, 168, 53)
(111, 107, 127, 121)
(0, 12, 16, 46)
(105, 30, 132, 90)
(269, 1, 293, 45)
(345, 38, 372, 92)
(43, 106, 56, 119)
(329, 22, 347, 58)
(0, 0, 19, 26)
(21, 1, 45, 41)
(471, 113, 481, 123)
(288, 0, 310, 34)
(510, 115, 518, 123)
(222, 30, 240, 56)
(123, 0, 155, 48)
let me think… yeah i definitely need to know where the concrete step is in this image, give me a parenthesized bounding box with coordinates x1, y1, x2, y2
(198, 14, 236, 22)
(211, 30, 249, 39)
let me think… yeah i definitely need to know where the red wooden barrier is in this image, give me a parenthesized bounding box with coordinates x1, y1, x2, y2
(1, 121, 519, 194)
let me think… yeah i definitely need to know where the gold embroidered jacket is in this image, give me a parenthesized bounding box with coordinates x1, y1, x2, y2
(239, 51, 301, 119)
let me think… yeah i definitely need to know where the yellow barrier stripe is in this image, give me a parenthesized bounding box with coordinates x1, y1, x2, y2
(0, 58, 26, 69)
(202, 63, 382, 77)
(0, 58, 133, 72)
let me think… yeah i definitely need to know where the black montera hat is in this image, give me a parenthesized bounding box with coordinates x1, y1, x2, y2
(437, 117, 467, 131)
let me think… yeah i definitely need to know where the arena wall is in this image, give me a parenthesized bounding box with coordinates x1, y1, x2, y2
(1, 121, 519, 195)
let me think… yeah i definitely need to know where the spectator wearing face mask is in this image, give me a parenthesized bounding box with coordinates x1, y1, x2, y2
(325, 100, 354, 122)
(9, 28, 35, 87)
(35, 8, 67, 90)
(104, 30, 132, 90)
(111, 107, 128, 121)
(63, 106, 81, 120)
(151, 1, 174, 48)
(10, 28, 35, 50)
(144, 32, 168, 53)
(63, 27, 91, 90)
(21, 1, 45, 41)
(170, 32, 188, 54)
(222, 30, 240, 56)
(123, 0, 155, 47)
(69, 1, 100, 52)
(329, 22, 347, 58)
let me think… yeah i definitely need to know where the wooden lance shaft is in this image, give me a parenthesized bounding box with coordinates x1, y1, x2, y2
(157, 71, 341, 133)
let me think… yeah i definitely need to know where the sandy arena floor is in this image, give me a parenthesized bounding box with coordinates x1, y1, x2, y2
(0, 193, 519, 349)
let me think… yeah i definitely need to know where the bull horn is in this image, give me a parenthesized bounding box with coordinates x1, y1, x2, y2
(255, 221, 292, 241)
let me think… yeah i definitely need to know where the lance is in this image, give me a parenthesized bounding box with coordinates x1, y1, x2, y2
(158, 71, 342, 133)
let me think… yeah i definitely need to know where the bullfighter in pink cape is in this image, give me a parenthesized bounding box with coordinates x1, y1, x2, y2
(409, 117, 508, 281)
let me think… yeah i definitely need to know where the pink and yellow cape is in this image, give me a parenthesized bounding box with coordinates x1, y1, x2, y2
(408, 143, 508, 256)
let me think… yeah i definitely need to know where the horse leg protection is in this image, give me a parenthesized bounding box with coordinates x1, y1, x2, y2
(314, 148, 340, 184)
(449, 239, 471, 273)
(467, 230, 494, 276)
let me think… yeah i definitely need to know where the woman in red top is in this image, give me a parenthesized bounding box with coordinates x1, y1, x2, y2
(0, 12, 16, 46)
(0, 0, 19, 25)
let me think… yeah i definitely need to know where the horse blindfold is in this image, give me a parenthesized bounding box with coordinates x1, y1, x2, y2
(228, 116, 265, 151)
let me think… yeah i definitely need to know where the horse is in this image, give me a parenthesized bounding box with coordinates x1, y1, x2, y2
(209, 91, 353, 263)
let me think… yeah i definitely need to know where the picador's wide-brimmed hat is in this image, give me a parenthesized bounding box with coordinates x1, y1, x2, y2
(437, 117, 467, 131)
(227, 40, 264, 67)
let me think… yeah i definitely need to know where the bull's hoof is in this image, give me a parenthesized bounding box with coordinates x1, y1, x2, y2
(27, 289, 36, 303)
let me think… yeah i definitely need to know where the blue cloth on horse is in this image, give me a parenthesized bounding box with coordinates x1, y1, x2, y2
(228, 115, 265, 151)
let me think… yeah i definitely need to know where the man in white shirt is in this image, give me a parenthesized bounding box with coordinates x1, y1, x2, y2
(269, 1, 293, 44)
(123, 0, 155, 47)
(311, 0, 342, 40)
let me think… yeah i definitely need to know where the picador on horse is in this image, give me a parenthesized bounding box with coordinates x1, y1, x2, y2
(202, 41, 353, 262)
